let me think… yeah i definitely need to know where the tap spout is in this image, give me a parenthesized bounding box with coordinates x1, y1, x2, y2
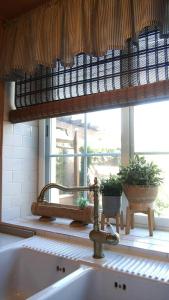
(89, 229, 119, 246)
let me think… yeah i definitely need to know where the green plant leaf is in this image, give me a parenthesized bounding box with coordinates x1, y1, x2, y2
(118, 155, 163, 186)
(76, 197, 89, 209)
(100, 174, 122, 196)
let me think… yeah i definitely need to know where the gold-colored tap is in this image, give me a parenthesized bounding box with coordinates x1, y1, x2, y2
(37, 177, 119, 259)
(89, 177, 119, 258)
(89, 226, 119, 258)
(37, 182, 90, 203)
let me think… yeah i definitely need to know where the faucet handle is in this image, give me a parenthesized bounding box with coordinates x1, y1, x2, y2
(106, 232, 119, 245)
(106, 224, 120, 245)
(106, 223, 115, 233)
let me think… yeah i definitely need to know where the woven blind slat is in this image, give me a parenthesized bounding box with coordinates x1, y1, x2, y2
(10, 80, 169, 123)
(10, 28, 169, 123)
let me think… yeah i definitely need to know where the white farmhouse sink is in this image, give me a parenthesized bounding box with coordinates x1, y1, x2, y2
(35, 267, 169, 300)
(1, 236, 169, 300)
(0, 246, 80, 300)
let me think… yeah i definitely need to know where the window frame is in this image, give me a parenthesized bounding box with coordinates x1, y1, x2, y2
(42, 105, 169, 230)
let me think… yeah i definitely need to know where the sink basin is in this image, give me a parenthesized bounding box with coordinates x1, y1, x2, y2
(36, 267, 169, 300)
(1, 238, 169, 300)
(0, 246, 79, 300)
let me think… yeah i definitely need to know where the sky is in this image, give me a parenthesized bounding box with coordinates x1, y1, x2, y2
(134, 100, 169, 152)
(64, 100, 169, 152)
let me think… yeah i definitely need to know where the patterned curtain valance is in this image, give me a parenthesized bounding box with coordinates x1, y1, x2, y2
(0, 0, 169, 78)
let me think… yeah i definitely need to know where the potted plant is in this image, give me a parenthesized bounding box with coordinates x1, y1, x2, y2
(76, 197, 89, 209)
(118, 155, 163, 209)
(100, 174, 122, 217)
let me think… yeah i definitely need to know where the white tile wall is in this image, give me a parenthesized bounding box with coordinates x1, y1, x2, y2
(2, 82, 39, 221)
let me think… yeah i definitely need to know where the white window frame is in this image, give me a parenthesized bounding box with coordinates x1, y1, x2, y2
(38, 119, 46, 194)
(40, 106, 169, 230)
(44, 112, 123, 203)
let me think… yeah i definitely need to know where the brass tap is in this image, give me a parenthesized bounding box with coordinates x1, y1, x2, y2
(37, 177, 119, 259)
(89, 177, 119, 259)
(38, 182, 90, 203)
(89, 226, 119, 258)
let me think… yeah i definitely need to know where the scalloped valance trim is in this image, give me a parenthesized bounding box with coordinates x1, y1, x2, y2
(0, 0, 169, 78)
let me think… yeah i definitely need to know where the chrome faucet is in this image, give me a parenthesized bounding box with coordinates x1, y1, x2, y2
(89, 177, 119, 259)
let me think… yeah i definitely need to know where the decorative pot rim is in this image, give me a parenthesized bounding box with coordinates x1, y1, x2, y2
(123, 184, 158, 189)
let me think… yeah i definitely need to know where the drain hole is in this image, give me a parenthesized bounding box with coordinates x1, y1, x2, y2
(56, 266, 60, 271)
(114, 282, 127, 290)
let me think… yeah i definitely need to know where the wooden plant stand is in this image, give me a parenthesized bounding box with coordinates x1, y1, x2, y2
(101, 211, 124, 233)
(125, 203, 155, 236)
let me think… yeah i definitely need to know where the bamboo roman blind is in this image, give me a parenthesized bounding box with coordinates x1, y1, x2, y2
(10, 27, 169, 122)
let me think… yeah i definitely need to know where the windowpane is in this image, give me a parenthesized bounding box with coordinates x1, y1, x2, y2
(134, 101, 169, 217)
(50, 157, 75, 205)
(134, 101, 169, 152)
(48, 109, 121, 205)
(51, 114, 85, 155)
(140, 154, 169, 217)
(86, 155, 121, 182)
(86, 110, 121, 152)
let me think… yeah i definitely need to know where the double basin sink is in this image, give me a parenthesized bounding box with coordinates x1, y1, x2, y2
(0, 243, 169, 300)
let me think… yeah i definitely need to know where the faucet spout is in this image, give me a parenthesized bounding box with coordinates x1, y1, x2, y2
(89, 229, 119, 246)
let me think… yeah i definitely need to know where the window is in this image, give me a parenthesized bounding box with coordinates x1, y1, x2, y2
(45, 101, 169, 228)
(134, 101, 169, 219)
(45, 109, 121, 205)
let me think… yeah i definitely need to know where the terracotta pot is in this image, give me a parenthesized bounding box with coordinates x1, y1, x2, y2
(123, 185, 158, 210)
